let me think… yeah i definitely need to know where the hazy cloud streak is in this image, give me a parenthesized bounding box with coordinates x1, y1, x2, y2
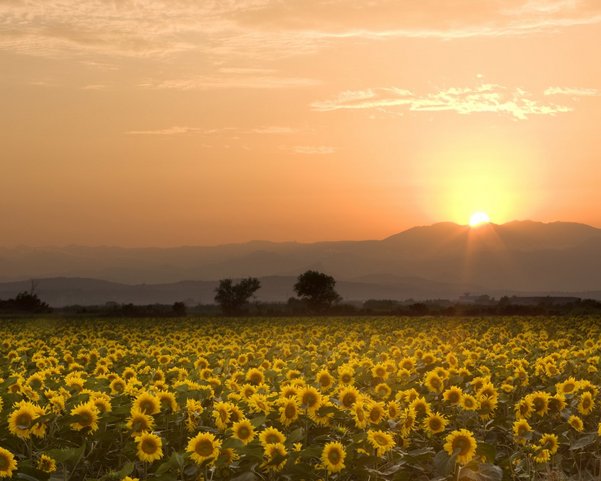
(312, 85, 579, 120)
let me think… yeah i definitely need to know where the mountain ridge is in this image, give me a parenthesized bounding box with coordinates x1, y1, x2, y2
(1, 221, 600, 299)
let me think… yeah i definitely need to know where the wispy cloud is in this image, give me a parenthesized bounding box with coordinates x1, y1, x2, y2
(311, 84, 587, 120)
(2, 0, 601, 62)
(126, 126, 205, 136)
(126, 125, 298, 136)
(544, 87, 600, 96)
(291, 145, 336, 155)
(140, 74, 319, 90)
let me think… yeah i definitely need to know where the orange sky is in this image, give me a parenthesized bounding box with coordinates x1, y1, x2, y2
(2, 0, 601, 246)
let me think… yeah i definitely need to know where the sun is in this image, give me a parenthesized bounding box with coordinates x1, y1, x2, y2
(469, 211, 491, 227)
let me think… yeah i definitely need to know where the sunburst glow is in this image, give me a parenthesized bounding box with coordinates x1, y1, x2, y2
(469, 211, 491, 227)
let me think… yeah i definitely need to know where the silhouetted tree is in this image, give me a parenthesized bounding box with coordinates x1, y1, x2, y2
(0, 291, 51, 313)
(214, 277, 261, 315)
(172, 302, 187, 316)
(294, 270, 341, 312)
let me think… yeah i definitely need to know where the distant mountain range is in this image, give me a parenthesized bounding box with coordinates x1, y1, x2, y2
(2, 220, 601, 306)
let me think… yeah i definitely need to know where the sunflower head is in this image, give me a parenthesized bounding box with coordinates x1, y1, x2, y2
(321, 442, 346, 474)
(187, 432, 221, 465)
(232, 419, 255, 445)
(443, 429, 477, 465)
(136, 432, 164, 463)
(37, 454, 57, 473)
(0, 447, 18, 478)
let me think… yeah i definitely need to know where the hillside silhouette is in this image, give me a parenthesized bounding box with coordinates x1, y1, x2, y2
(1, 220, 601, 305)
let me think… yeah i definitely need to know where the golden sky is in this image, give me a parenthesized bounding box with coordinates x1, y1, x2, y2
(2, 0, 601, 246)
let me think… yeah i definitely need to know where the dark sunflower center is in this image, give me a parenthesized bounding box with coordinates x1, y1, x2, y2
(195, 439, 214, 457)
(78, 411, 93, 426)
(285, 404, 296, 418)
(16, 412, 33, 429)
(328, 449, 341, 464)
(142, 439, 158, 454)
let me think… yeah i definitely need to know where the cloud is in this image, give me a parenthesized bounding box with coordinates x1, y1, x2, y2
(291, 145, 336, 155)
(1, 0, 601, 62)
(251, 126, 298, 134)
(312, 84, 583, 120)
(140, 74, 319, 90)
(126, 126, 205, 136)
(126, 125, 298, 136)
(544, 87, 600, 96)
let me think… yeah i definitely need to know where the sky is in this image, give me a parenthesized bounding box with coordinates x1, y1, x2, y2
(2, 0, 601, 247)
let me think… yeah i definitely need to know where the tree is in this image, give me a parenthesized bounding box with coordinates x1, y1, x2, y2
(214, 277, 261, 315)
(294, 270, 341, 312)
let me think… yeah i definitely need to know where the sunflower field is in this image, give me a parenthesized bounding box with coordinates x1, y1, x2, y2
(1, 316, 601, 481)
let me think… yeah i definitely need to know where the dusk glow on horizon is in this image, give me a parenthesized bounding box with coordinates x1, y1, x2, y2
(2, 1, 601, 247)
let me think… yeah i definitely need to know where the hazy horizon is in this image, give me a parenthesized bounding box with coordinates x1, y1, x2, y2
(2, 1, 601, 247)
(1, 218, 599, 249)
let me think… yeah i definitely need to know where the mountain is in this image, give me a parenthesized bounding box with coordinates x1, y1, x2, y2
(1, 220, 601, 304)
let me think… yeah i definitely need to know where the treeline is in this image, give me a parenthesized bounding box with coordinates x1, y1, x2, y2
(13, 297, 601, 318)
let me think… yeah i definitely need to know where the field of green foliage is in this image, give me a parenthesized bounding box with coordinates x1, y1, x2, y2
(1, 316, 600, 480)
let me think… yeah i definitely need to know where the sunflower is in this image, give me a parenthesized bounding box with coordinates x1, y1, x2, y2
(259, 427, 286, 447)
(298, 386, 321, 412)
(532, 448, 551, 463)
(367, 401, 386, 425)
(568, 415, 584, 432)
(338, 366, 355, 385)
(246, 368, 264, 385)
(528, 392, 550, 416)
(478, 395, 497, 421)
(339, 386, 361, 410)
(577, 391, 595, 416)
(351, 399, 368, 429)
(248, 394, 273, 416)
(367, 430, 395, 457)
(399, 407, 416, 437)
(556, 377, 578, 395)
(278, 397, 300, 426)
(8, 401, 43, 439)
(316, 370, 334, 391)
(133, 392, 160, 415)
(35, 454, 56, 474)
(423, 412, 448, 435)
(548, 394, 566, 415)
(308, 399, 335, 427)
(374, 382, 392, 399)
(443, 386, 463, 404)
(136, 432, 163, 463)
(212, 401, 231, 430)
(187, 432, 221, 465)
(409, 397, 431, 418)
(321, 442, 346, 474)
(460, 394, 479, 411)
(156, 391, 178, 412)
(70, 402, 99, 432)
(514, 397, 533, 419)
(0, 447, 17, 478)
(261, 442, 287, 472)
(126, 409, 155, 436)
(371, 363, 389, 380)
(232, 419, 255, 444)
(424, 371, 444, 394)
(110, 378, 127, 394)
(512, 419, 532, 444)
(539, 433, 559, 455)
(386, 400, 401, 420)
(443, 429, 477, 465)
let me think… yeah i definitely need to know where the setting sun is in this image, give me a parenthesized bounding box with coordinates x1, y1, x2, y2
(469, 211, 491, 227)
